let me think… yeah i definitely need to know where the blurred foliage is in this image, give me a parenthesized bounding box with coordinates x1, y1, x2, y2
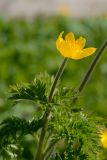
(0, 15, 107, 159)
(0, 16, 107, 115)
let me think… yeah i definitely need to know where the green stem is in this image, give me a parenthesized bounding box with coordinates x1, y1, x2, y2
(35, 116, 48, 160)
(48, 58, 68, 101)
(42, 140, 58, 159)
(78, 40, 107, 93)
(35, 58, 68, 160)
(44, 148, 53, 160)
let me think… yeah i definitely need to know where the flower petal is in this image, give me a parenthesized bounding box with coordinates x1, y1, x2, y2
(56, 31, 64, 50)
(72, 47, 97, 60)
(81, 47, 97, 57)
(65, 32, 75, 43)
(57, 40, 72, 58)
(56, 31, 73, 57)
(101, 130, 107, 148)
(75, 36, 86, 50)
(56, 31, 96, 59)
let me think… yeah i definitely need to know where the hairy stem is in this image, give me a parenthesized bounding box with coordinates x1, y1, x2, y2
(48, 58, 68, 101)
(42, 140, 58, 159)
(35, 58, 68, 160)
(78, 40, 107, 93)
(44, 148, 54, 160)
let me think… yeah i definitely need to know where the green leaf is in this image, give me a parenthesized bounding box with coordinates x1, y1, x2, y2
(0, 116, 43, 148)
(9, 78, 47, 104)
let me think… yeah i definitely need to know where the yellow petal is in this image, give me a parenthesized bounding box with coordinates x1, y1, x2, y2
(75, 36, 86, 50)
(101, 130, 107, 148)
(101, 137, 107, 148)
(56, 31, 73, 58)
(65, 32, 75, 43)
(58, 31, 64, 39)
(81, 47, 97, 57)
(57, 40, 72, 58)
(56, 31, 97, 59)
(101, 139, 107, 148)
(56, 31, 64, 50)
(72, 47, 97, 60)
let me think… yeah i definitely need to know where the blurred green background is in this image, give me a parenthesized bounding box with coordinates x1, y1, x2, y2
(0, 15, 107, 159)
(0, 16, 107, 117)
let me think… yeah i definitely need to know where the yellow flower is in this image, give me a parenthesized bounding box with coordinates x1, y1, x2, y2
(101, 129, 107, 148)
(58, 5, 70, 17)
(56, 31, 97, 59)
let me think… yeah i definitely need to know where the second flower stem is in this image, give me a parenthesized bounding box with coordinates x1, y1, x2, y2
(78, 40, 107, 93)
